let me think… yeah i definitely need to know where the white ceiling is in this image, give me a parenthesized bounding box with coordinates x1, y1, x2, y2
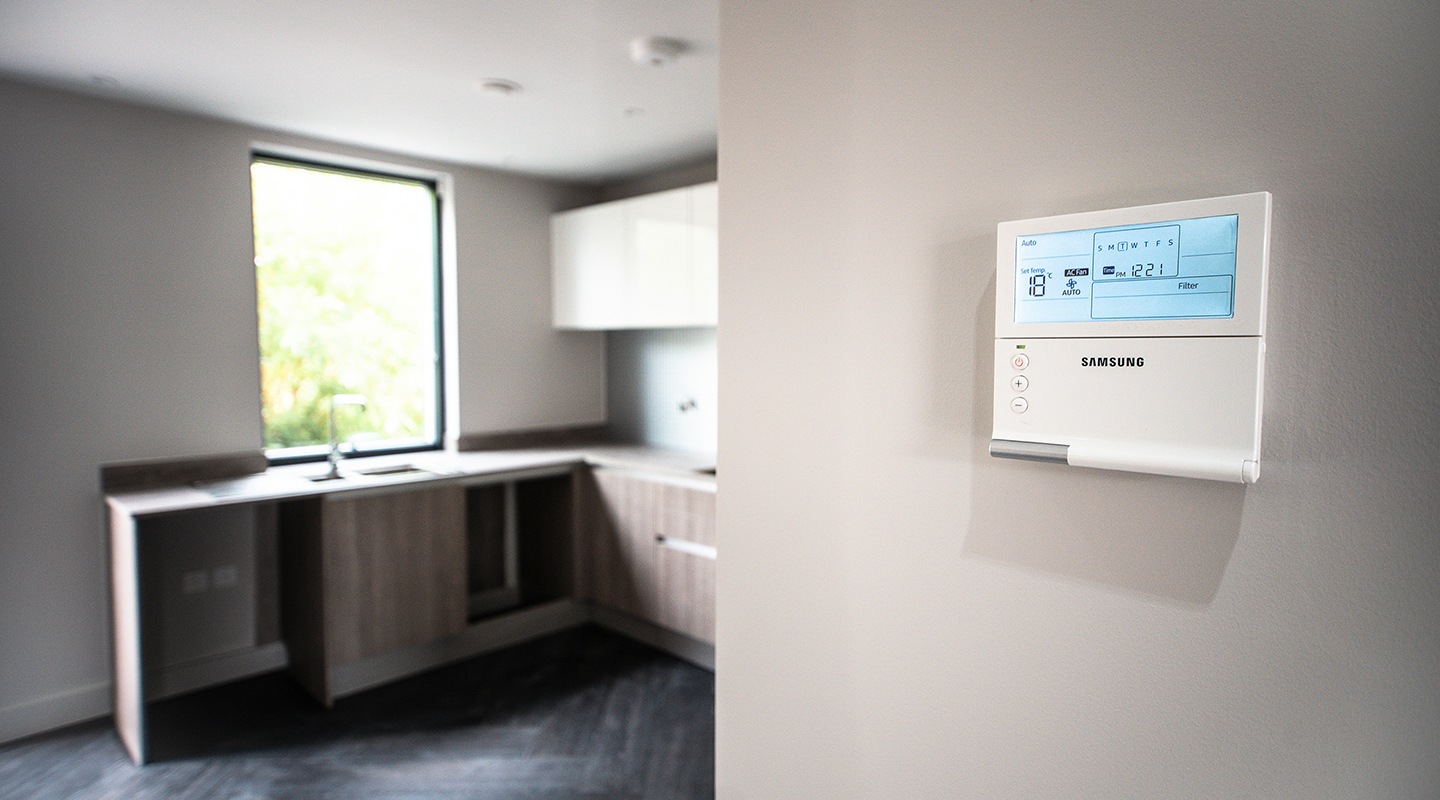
(0, 0, 717, 184)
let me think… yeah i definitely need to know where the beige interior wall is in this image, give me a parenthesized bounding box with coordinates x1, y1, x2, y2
(716, 1, 1440, 797)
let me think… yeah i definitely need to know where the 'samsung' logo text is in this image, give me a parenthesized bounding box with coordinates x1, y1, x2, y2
(1080, 356, 1145, 367)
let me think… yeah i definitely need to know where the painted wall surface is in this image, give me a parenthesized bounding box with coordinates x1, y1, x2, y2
(598, 159, 717, 204)
(137, 507, 258, 669)
(0, 78, 603, 742)
(448, 166, 606, 437)
(717, 1, 1440, 798)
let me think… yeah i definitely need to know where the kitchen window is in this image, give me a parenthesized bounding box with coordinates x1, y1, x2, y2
(250, 154, 443, 462)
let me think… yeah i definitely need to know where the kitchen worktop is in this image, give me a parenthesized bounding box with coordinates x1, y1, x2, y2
(106, 444, 716, 517)
(104, 441, 717, 764)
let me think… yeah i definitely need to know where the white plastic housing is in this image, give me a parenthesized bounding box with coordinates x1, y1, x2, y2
(991, 192, 1272, 484)
(992, 337, 1265, 483)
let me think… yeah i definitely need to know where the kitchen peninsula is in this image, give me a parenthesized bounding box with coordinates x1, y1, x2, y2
(105, 444, 716, 765)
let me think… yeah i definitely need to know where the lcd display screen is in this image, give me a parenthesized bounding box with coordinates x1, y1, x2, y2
(1013, 213, 1239, 323)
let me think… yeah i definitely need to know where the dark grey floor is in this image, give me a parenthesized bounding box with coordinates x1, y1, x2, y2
(0, 626, 714, 799)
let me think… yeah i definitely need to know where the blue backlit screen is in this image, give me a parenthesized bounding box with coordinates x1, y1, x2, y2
(1013, 213, 1239, 323)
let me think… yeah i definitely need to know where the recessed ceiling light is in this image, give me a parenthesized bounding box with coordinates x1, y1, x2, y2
(629, 36, 686, 67)
(475, 79, 522, 97)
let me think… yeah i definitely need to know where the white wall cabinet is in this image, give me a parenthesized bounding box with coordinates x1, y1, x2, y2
(552, 182, 718, 329)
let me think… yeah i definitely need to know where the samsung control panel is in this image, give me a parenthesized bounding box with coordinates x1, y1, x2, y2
(991, 192, 1272, 483)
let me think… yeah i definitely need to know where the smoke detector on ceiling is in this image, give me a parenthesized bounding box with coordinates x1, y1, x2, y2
(630, 36, 687, 67)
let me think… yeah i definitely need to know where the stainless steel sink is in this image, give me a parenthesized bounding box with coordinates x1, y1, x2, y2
(357, 464, 434, 477)
(305, 463, 440, 482)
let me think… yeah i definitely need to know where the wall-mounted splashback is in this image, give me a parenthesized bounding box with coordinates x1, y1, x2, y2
(606, 328, 716, 455)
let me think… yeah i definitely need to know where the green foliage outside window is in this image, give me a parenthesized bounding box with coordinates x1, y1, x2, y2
(251, 159, 440, 453)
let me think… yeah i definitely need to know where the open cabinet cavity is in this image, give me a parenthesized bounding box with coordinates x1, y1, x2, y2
(464, 472, 576, 620)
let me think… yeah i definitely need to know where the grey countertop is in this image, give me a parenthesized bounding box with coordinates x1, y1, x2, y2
(107, 444, 715, 517)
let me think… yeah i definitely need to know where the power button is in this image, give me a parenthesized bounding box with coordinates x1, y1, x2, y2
(1010, 352, 1029, 370)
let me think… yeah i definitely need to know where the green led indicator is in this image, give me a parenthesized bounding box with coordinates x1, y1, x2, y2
(1016, 344, 1026, 349)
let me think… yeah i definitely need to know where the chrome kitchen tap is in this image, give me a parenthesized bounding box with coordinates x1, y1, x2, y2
(326, 393, 367, 479)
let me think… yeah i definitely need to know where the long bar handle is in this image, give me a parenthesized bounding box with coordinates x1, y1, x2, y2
(656, 535, 717, 560)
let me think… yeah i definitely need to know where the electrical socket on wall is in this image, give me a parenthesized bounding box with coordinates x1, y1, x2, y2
(181, 570, 209, 594)
(212, 564, 239, 589)
(181, 564, 240, 594)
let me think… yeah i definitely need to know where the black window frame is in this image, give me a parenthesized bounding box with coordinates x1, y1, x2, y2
(250, 151, 447, 466)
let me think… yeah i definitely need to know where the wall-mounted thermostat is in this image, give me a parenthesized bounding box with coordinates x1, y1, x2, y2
(990, 192, 1272, 483)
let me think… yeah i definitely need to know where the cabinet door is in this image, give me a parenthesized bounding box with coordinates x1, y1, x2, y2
(552, 201, 626, 328)
(626, 186, 693, 327)
(581, 469, 662, 623)
(550, 182, 718, 330)
(687, 182, 719, 326)
(655, 483, 716, 644)
(580, 469, 717, 644)
(322, 485, 467, 665)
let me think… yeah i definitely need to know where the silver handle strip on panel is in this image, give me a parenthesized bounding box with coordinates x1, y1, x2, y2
(988, 438, 1069, 465)
(656, 535, 717, 560)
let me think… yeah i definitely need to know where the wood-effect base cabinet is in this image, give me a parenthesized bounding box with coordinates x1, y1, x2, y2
(653, 481, 716, 643)
(281, 484, 467, 705)
(580, 469, 716, 644)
